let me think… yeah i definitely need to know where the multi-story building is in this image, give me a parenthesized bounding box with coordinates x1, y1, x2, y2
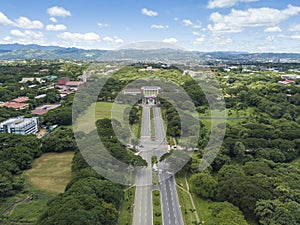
(0, 116, 39, 135)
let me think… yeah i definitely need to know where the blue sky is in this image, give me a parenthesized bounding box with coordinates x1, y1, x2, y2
(0, 0, 300, 52)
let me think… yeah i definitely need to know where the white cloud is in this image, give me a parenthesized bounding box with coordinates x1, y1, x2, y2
(151, 24, 168, 29)
(193, 31, 201, 36)
(14, 17, 43, 29)
(208, 5, 300, 33)
(0, 12, 12, 25)
(50, 17, 58, 23)
(193, 22, 202, 29)
(10, 29, 44, 39)
(182, 19, 193, 26)
(47, 6, 71, 17)
(207, 0, 258, 9)
(57, 32, 99, 42)
(173, 17, 179, 21)
(290, 35, 300, 39)
(3, 36, 11, 41)
(194, 36, 205, 44)
(264, 26, 282, 32)
(266, 35, 275, 42)
(46, 24, 67, 31)
(208, 23, 242, 33)
(289, 24, 300, 32)
(98, 22, 109, 28)
(141, 8, 158, 17)
(163, 37, 178, 43)
(103, 36, 124, 44)
(209, 36, 233, 45)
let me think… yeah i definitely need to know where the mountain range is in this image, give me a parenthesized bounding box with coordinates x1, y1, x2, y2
(1, 43, 300, 62)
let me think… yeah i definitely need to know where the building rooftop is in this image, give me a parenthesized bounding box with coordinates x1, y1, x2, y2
(31, 109, 49, 115)
(11, 97, 29, 103)
(3, 102, 28, 109)
(65, 81, 85, 87)
(0, 116, 38, 128)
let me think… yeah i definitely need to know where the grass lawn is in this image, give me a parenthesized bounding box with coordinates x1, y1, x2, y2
(7, 192, 51, 223)
(118, 187, 135, 225)
(74, 101, 129, 134)
(24, 152, 74, 194)
(152, 190, 162, 225)
(177, 188, 197, 225)
(150, 107, 155, 140)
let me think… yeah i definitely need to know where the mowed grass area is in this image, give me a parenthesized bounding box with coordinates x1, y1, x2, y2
(25, 152, 74, 194)
(74, 102, 129, 133)
(177, 188, 197, 225)
(7, 192, 51, 223)
(118, 187, 135, 225)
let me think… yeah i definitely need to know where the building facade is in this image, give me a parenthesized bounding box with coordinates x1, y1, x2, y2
(0, 116, 39, 135)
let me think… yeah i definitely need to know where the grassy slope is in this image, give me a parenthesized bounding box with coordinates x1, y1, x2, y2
(24, 152, 74, 194)
(74, 101, 129, 133)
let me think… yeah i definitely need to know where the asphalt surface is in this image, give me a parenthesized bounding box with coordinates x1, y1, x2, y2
(133, 104, 184, 225)
(133, 105, 153, 225)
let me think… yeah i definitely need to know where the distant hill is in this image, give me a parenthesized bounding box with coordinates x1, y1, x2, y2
(0, 44, 107, 60)
(1, 43, 300, 62)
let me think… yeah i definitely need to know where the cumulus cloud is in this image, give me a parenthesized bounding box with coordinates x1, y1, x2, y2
(57, 32, 99, 42)
(103, 36, 124, 44)
(193, 31, 201, 36)
(264, 26, 282, 32)
(47, 6, 71, 17)
(289, 24, 300, 32)
(10, 29, 44, 39)
(151, 24, 168, 29)
(208, 5, 300, 33)
(3, 36, 11, 41)
(50, 17, 58, 23)
(207, 0, 258, 9)
(141, 8, 158, 17)
(46, 24, 67, 31)
(266, 35, 275, 42)
(98, 22, 109, 28)
(290, 35, 300, 39)
(182, 19, 193, 26)
(14, 17, 43, 29)
(163, 37, 178, 43)
(208, 23, 242, 33)
(0, 12, 12, 25)
(194, 36, 205, 44)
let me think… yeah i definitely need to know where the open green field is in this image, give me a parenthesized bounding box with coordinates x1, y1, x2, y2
(5, 192, 51, 223)
(74, 101, 129, 133)
(177, 188, 197, 225)
(25, 152, 74, 194)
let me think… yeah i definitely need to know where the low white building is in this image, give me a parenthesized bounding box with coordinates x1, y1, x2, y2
(0, 116, 39, 135)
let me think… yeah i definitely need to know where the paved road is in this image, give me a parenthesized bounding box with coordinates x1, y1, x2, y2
(133, 104, 184, 225)
(133, 105, 153, 225)
(153, 107, 184, 225)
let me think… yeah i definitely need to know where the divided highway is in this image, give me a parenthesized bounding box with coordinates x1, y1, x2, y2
(132, 104, 184, 225)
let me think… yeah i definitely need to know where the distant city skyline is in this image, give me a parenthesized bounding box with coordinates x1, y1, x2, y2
(0, 0, 300, 52)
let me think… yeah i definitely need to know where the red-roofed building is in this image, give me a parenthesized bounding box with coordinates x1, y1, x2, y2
(31, 109, 48, 115)
(3, 102, 29, 110)
(57, 77, 70, 85)
(66, 81, 85, 87)
(11, 97, 29, 103)
(278, 80, 295, 85)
